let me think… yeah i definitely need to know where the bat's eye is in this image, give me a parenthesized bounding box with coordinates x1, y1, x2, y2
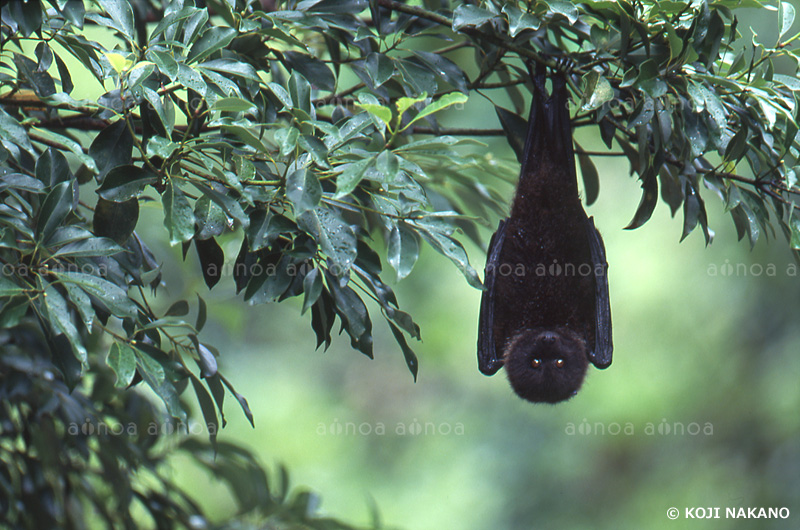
(531, 358, 541, 368)
(555, 358, 565, 368)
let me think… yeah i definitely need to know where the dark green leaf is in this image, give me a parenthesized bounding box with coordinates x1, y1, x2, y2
(89, 120, 134, 180)
(211, 97, 256, 112)
(108, 342, 137, 388)
(92, 197, 139, 244)
(495, 105, 528, 164)
(195, 237, 224, 289)
(297, 207, 357, 273)
(55, 271, 137, 319)
(44, 281, 87, 364)
(2, 172, 45, 192)
(365, 53, 394, 88)
(165, 300, 190, 317)
(220, 375, 254, 427)
(576, 146, 600, 206)
(52, 237, 123, 258)
(163, 179, 196, 245)
(0, 108, 35, 155)
(36, 181, 74, 243)
(196, 294, 208, 332)
(412, 219, 481, 288)
(98, 0, 135, 42)
(190, 376, 218, 446)
(191, 182, 249, 229)
(283, 51, 336, 92)
(196, 343, 218, 378)
(387, 320, 418, 381)
(286, 169, 322, 214)
(334, 157, 373, 198)
(624, 168, 659, 230)
(97, 165, 156, 202)
(195, 196, 228, 240)
(301, 267, 323, 314)
(36, 148, 71, 187)
(452, 5, 495, 30)
(134, 347, 185, 420)
(388, 223, 420, 280)
(188, 27, 237, 63)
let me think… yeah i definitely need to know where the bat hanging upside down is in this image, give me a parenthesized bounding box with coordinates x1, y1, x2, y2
(477, 67, 613, 404)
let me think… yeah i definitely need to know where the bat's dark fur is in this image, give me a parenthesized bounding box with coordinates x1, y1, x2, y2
(477, 68, 613, 404)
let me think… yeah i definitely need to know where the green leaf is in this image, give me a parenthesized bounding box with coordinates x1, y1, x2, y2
(625, 168, 659, 230)
(195, 195, 228, 239)
(190, 376, 218, 445)
(44, 281, 87, 364)
(163, 179, 196, 245)
(54, 271, 137, 319)
(149, 50, 179, 80)
(402, 93, 468, 131)
(35, 148, 71, 187)
(141, 87, 174, 137)
(0, 108, 35, 156)
(195, 237, 224, 289)
(36, 181, 73, 243)
(790, 217, 800, 249)
(52, 237, 123, 258)
(165, 300, 190, 317)
(545, 0, 579, 23)
(89, 120, 134, 179)
(356, 103, 392, 128)
(302, 267, 323, 314)
(1, 173, 45, 192)
(211, 97, 256, 112)
(283, 51, 336, 92)
(581, 71, 614, 111)
(365, 53, 394, 87)
(199, 58, 261, 83)
(196, 294, 208, 331)
(286, 169, 322, 214)
(62, 0, 85, 28)
(191, 182, 249, 229)
(388, 223, 420, 280)
(779, 1, 796, 41)
(108, 342, 137, 388)
(297, 207, 357, 273)
(387, 320, 418, 381)
(134, 347, 185, 420)
(334, 157, 373, 198)
(92, 197, 139, 244)
(412, 51, 469, 93)
(177, 63, 207, 96)
(452, 5, 495, 30)
(412, 219, 482, 289)
(275, 126, 300, 157)
(188, 27, 238, 64)
(98, 0, 135, 42)
(299, 135, 330, 168)
(503, 4, 540, 36)
(96, 165, 157, 201)
(6, 0, 42, 36)
(576, 147, 600, 206)
(326, 274, 372, 357)
(220, 374, 254, 427)
(0, 276, 25, 297)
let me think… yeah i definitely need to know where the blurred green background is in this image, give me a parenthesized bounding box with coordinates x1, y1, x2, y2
(158, 153, 800, 530)
(54, 7, 800, 529)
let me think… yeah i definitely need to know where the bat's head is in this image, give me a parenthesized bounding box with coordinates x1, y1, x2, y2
(503, 328, 589, 403)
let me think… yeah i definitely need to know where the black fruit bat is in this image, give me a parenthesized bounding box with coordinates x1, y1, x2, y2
(477, 68, 612, 403)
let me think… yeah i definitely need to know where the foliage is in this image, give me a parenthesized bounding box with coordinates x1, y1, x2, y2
(0, 0, 798, 527)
